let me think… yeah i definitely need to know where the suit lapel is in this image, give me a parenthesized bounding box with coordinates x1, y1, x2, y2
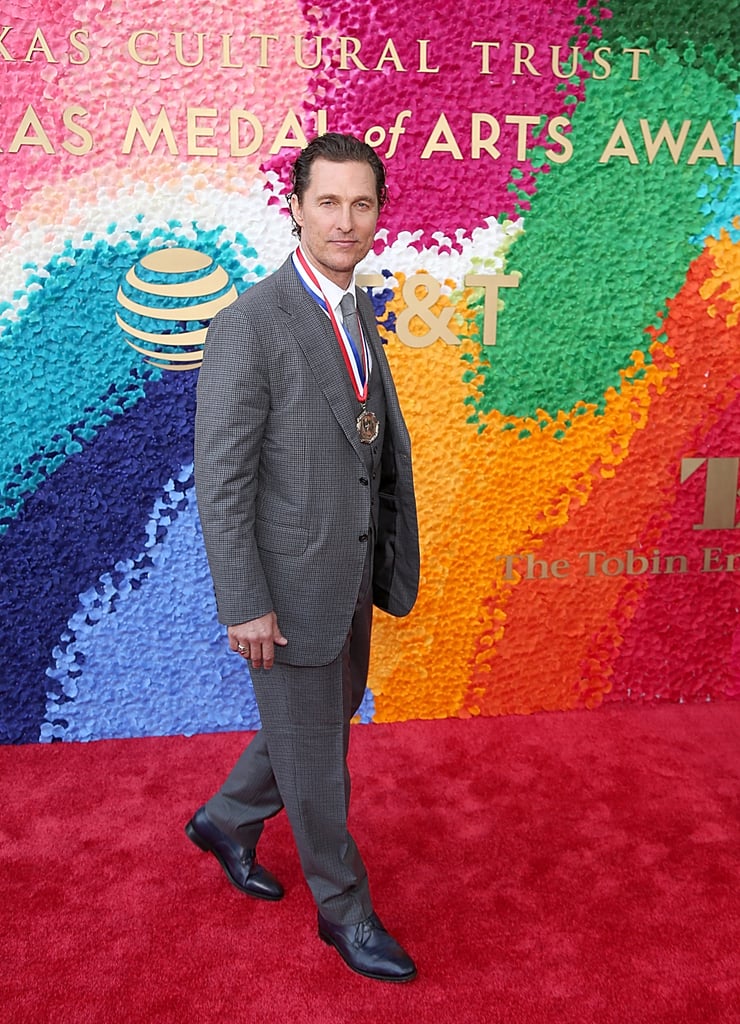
(275, 259, 366, 457)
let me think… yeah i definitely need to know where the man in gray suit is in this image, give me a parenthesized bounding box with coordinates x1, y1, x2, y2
(187, 133, 420, 983)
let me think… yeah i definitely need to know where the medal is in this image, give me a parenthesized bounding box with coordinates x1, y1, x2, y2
(357, 408, 380, 444)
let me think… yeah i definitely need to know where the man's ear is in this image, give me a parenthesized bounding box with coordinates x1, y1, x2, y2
(289, 194, 303, 227)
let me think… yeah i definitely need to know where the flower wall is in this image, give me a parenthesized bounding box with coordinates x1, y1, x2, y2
(2, 0, 740, 743)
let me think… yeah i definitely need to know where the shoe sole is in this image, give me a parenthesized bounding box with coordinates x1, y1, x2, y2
(184, 820, 283, 902)
(318, 928, 417, 983)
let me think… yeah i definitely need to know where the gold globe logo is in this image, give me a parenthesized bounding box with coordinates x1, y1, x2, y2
(116, 247, 237, 371)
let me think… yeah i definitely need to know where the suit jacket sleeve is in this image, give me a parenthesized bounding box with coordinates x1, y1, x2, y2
(194, 299, 274, 626)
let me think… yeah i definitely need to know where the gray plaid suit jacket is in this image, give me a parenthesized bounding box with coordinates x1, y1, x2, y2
(194, 256, 420, 666)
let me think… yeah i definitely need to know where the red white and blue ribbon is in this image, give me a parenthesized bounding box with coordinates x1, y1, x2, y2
(291, 247, 369, 403)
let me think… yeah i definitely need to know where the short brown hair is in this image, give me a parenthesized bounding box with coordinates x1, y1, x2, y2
(289, 133, 388, 237)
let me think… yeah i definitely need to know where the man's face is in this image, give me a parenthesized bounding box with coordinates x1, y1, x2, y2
(290, 157, 379, 288)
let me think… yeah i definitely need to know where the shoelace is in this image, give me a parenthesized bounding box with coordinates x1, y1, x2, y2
(352, 914, 380, 947)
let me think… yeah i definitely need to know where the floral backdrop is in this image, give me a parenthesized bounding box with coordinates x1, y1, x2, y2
(2, 0, 740, 744)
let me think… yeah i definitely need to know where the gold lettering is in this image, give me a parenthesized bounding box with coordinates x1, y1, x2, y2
(598, 119, 639, 164)
(175, 31, 206, 68)
(339, 36, 368, 71)
(682, 457, 740, 529)
(356, 273, 385, 289)
(221, 33, 243, 69)
(397, 274, 460, 347)
(0, 26, 13, 62)
(625, 550, 652, 575)
(69, 28, 90, 65)
(702, 547, 723, 571)
(622, 46, 650, 81)
(687, 121, 726, 165)
(550, 559, 570, 579)
(365, 124, 386, 148)
(230, 109, 263, 156)
(128, 30, 159, 66)
(591, 46, 612, 80)
(472, 40, 501, 75)
(9, 105, 54, 152)
(293, 33, 324, 70)
(497, 553, 520, 581)
(505, 114, 540, 161)
(550, 44, 579, 79)
(122, 106, 178, 155)
(464, 273, 520, 346)
(513, 41, 540, 77)
(545, 115, 573, 163)
(187, 107, 217, 156)
(374, 38, 405, 72)
(250, 33, 277, 68)
(420, 113, 463, 160)
(579, 551, 603, 576)
(23, 28, 57, 63)
(62, 106, 93, 155)
(471, 114, 501, 159)
(385, 109, 411, 157)
(418, 40, 439, 73)
(639, 119, 692, 163)
(269, 109, 308, 154)
(524, 554, 548, 579)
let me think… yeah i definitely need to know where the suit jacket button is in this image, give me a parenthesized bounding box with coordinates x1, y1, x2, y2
(359, 533, 369, 542)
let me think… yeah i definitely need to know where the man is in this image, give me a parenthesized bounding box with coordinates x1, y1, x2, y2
(187, 133, 420, 983)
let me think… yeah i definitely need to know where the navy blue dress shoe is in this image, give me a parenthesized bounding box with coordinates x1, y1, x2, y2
(185, 806, 284, 901)
(318, 911, 417, 982)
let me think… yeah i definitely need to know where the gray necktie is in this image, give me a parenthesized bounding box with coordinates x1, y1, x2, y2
(340, 292, 371, 385)
(340, 292, 362, 348)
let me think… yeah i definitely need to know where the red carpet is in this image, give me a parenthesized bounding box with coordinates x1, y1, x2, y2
(2, 705, 739, 1024)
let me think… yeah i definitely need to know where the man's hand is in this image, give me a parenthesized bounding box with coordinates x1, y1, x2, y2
(228, 613, 287, 670)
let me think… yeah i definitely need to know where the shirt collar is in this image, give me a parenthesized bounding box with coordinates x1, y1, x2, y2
(298, 250, 356, 316)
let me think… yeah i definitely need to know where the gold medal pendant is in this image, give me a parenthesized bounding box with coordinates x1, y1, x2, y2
(357, 409, 380, 444)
